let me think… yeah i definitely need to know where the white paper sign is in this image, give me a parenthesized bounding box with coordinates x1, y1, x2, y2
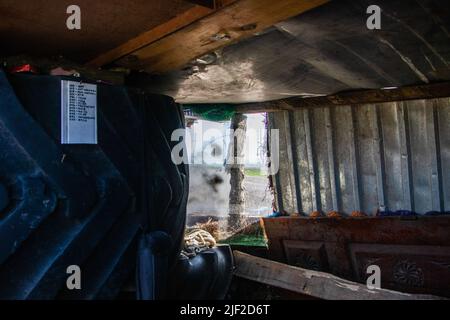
(61, 80, 97, 144)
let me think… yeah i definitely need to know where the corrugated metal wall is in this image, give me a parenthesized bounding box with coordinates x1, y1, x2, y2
(269, 98, 450, 216)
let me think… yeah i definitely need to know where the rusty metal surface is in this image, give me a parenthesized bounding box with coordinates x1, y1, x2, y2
(269, 97, 450, 216)
(262, 216, 450, 297)
(139, 0, 450, 103)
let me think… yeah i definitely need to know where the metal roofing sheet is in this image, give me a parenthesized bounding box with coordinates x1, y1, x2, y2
(141, 0, 450, 103)
(269, 97, 450, 216)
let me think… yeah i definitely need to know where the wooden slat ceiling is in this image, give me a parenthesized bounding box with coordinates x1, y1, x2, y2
(94, 0, 329, 73)
(0, 0, 193, 62)
(2, 0, 450, 104)
(87, 0, 239, 68)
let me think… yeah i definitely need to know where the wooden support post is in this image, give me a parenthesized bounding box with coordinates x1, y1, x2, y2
(227, 113, 247, 230)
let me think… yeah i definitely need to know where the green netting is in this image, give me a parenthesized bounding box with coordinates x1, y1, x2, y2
(219, 234, 267, 247)
(218, 221, 268, 247)
(184, 104, 236, 122)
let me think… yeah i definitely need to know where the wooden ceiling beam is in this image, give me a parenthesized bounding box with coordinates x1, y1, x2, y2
(87, 0, 237, 68)
(234, 82, 450, 113)
(88, 0, 329, 73)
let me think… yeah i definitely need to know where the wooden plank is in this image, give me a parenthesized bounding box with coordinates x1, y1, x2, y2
(87, 1, 237, 68)
(233, 251, 445, 300)
(111, 0, 329, 73)
(261, 216, 450, 297)
(234, 82, 450, 113)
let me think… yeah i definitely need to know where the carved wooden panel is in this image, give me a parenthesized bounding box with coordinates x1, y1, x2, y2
(349, 244, 450, 297)
(283, 240, 329, 272)
(262, 216, 450, 298)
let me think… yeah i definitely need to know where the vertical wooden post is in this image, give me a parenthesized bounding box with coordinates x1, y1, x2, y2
(227, 113, 247, 230)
